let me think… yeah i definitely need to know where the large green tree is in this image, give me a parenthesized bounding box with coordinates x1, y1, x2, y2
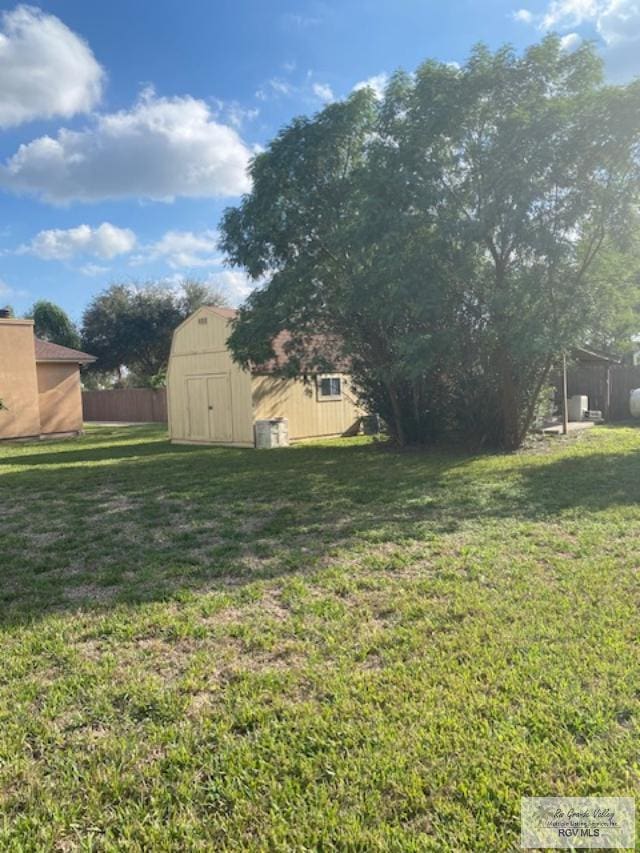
(29, 300, 81, 350)
(221, 38, 640, 448)
(81, 279, 227, 385)
(580, 224, 640, 357)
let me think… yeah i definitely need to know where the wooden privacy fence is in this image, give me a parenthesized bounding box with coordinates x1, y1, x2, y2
(82, 388, 167, 423)
(82, 365, 640, 426)
(560, 364, 640, 421)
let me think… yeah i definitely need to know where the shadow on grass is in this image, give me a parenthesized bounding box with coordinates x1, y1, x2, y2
(0, 438, 209, 469)
(0, 426, 181, 468)
(2, 425, 640, 627)
(507, 448, 640, 523)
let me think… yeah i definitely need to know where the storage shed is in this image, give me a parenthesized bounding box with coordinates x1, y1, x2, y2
(167, 306, 362, 446)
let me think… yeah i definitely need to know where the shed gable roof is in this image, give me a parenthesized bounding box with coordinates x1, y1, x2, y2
(573, 346, 621, 365)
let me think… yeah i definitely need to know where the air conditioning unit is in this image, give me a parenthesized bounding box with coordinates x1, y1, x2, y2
(254, 418, 289, 449)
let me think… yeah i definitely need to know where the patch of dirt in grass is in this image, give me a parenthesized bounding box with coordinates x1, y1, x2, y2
(201, 588, 292, 629)
(52, 709, 97, 737)
(75, 635, 200, 688)
(64, 585, 117, 606)
(239, 645, 306, 672)
(75, 724, 111, 744)
(1, 500, 28, 519)
(75, 638, 107, 661)
(257, 588, 291, 621)
(133, 637, 204, 679)
(187, 690, 213, 717)
(186, 647, 311, 718)
(236, 499, 293, 533)
(359, 650, 385, 670)
(89, 491, 141, 518)
(201, 606, 251, 627)
(185, 543, 225, 563)
(22, 529, 66, 548)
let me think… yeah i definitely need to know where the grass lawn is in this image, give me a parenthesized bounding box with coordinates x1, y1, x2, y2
(1, 424, 639, 850)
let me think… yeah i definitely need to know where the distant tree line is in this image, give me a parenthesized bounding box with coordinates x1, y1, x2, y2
(221, 37, 640, 449)
(23, 279, 226, 389)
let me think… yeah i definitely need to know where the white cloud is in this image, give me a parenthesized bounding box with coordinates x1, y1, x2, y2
(512, 0, 640, 78)
(560, 31, 583, 49)
(256, 69, 337, 105)
(540, 0, 599, 29)
(312, 82, 334, 103)
(256, 78, 294, 100)
(282, 13, 322, 28)
(0, 277, 27, 298)
(158, 269, 254, 306)
(597, 0, 640, 43)
(20, 223, 136, 260)
(79, 263, 109, 277)
(225, 102, 259, 128)
(204, 270, 255, 305)
(0, 88, 252, 204)
(136, 229, 221, 269)
(353, 73, 389, 100)
(0, 5, 104, 129)
(515, 0, 640, 42)
(512, 0, 597, 29)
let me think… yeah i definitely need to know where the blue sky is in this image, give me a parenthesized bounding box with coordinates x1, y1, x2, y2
(0, 0, 638, 322)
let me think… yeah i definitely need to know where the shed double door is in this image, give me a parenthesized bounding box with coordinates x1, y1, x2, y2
(186, 373, 232, 442)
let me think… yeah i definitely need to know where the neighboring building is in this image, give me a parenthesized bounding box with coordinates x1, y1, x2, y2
(0, 314, 96, 441)
(167, 306, 363, 446)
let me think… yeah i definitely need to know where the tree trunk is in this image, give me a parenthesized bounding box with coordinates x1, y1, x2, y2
(519, 357, 553, 445)
(386, 382, 406, 446)
(497, 347, 520, 450)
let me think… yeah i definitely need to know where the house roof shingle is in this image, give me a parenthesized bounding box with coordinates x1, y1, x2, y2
(207, 307, 346, 374)
(34, 338, 96, 364)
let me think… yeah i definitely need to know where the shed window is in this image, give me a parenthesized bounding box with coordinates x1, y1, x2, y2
(318, 375, 342, 400)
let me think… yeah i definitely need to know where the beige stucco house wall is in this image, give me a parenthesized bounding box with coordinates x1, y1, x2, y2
(0, 318, 41, 440)
(167, 306, 363, 446)
(36, 362, 85, 436)
(0, 315, 95, 441)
